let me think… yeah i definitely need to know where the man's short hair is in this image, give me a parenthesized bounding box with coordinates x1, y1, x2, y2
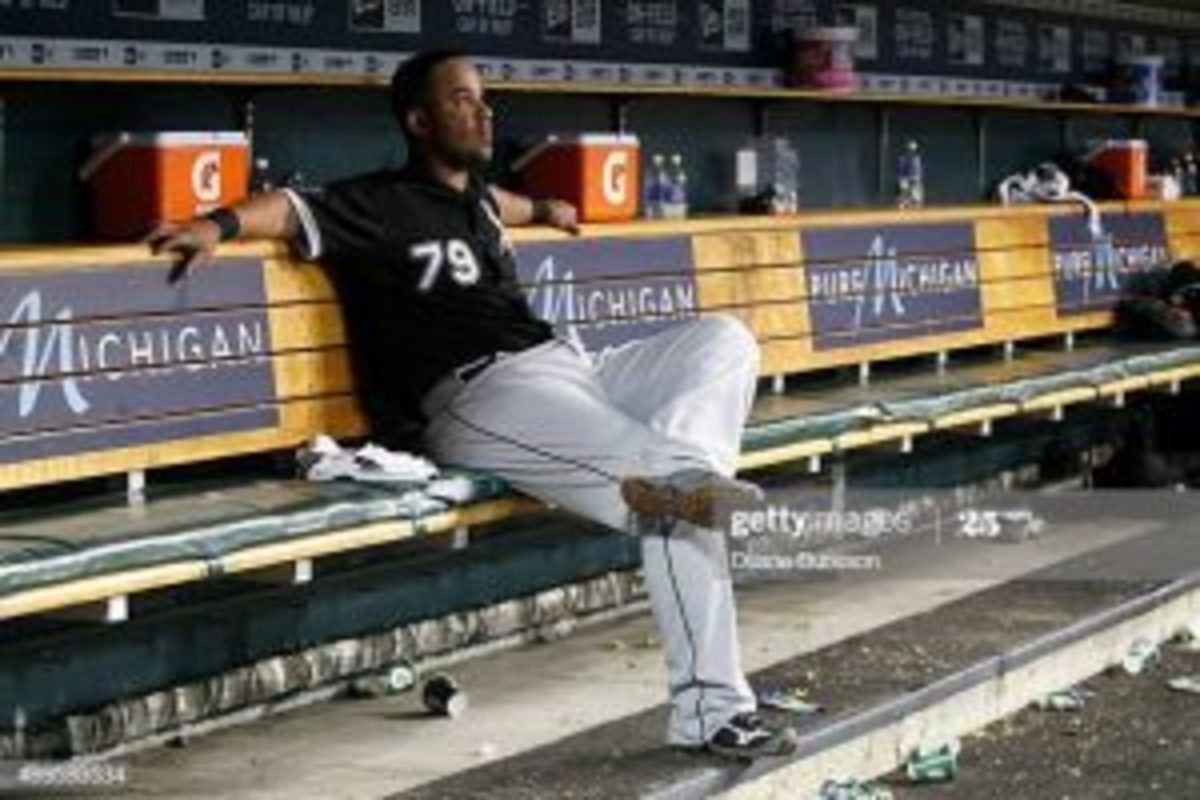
(390, 48, 469, 138)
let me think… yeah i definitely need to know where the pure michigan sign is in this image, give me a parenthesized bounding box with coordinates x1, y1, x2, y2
(1049, 211, 1172, 316)
(0, 259, 278, 464)
(801, 222, 984, 351)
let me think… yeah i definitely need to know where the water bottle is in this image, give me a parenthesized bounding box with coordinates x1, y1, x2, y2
(250, 157, 273, 194)
(665, 153, 689, 219)
(1185, 153, 1199, 196)
(644, 153, 668, 219)
(897, 140, 925, 209)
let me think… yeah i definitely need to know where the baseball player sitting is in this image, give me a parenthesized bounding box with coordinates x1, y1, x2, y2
(148, 48, 797, 760)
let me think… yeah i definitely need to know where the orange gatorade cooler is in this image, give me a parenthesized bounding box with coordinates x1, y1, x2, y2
(79, 131, 250, 239)
(1084, 139, 1149, 200)
(513, 134, 641, 223)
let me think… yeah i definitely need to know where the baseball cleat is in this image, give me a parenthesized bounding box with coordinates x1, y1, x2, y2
(703, 713, 799, 760)
(620, 468, 764, 529)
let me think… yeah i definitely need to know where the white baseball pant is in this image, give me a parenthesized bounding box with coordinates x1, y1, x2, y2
(419, 314, 761, 746)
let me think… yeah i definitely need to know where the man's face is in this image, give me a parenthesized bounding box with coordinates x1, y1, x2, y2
(413, 58, 494, 169)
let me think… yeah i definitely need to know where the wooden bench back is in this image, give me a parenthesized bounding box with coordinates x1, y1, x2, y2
(1, 200, 1195, 491)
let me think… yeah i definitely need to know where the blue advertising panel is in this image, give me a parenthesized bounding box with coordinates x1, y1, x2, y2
(515, 235, 697, 354)
(1049, 211, 1172, 316)
(802, 221, 983, 350)
(0, 258, 278, 463)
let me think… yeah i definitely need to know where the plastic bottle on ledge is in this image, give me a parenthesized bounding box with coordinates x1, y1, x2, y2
(250, 157, 273, 194)
(897, 140, 925, 209)
(665, 153, 689, 219)
(1184, 152, 1199, 196)
(644, 153, 668, 219)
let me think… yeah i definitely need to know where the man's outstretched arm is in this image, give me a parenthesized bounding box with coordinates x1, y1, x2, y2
(146, 191, 299, 280)
(489, 185, 580, 235)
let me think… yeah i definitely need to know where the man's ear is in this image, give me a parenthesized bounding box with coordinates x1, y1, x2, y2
(406, 108, 428, 139)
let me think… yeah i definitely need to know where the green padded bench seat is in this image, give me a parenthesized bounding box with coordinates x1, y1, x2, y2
(4, 337, 1200, 620)
(0, 472, 510, 605)
(742, 340, 1200, 456)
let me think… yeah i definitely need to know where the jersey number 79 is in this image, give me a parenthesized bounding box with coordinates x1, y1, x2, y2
(410, 239, 482, 291)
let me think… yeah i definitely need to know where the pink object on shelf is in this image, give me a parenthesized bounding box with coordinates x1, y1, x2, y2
(788, 26, 860, 92)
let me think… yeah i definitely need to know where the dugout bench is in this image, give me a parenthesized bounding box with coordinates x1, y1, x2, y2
(2, 199, 1200, 628)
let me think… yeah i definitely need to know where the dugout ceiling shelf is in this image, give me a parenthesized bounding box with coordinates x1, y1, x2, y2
(2, 66, 1200, 122)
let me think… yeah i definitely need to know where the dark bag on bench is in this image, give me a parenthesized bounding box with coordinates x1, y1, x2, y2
(1117, 260, 1200, 340)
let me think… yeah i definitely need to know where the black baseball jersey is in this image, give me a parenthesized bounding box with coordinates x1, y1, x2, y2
(287, 165, 553, 445)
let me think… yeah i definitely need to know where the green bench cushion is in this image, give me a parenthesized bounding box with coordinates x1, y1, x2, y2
(5, 338, 1200, 606)
(0, 471, 509, 600)
(742, 341, 1200, 452)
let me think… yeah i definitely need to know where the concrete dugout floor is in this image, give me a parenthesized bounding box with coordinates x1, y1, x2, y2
(99, 506, 1171, 799)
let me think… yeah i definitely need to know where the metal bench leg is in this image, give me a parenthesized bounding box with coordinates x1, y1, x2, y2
(1003, 341, 1016, 362)
(11, 708, 27, 760)
(127, 469, 146, 507)
(47, 595, 129, 625)
(858, 362, 871, 387)
(771, 375, 786, 396)
(238, 559, 314, 586)
(452, 526, 471, 550)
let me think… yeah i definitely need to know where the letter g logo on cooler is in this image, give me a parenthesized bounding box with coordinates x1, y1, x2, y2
(192, 150, 222, 204)
(602, 150, 629, 206)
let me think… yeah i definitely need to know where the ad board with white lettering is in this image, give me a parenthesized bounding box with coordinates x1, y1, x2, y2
(0, 258, 278, 464)
(1049, 212, 1172, 316)
(515, 236, 697, 354)
(801, 221, 983, 351)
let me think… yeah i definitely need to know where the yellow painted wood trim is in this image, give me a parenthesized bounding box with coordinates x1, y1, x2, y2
(1096, 376, 1153, 397)
(221, 518, 418, 574)
(0, 496, 544, 621)
(930, 404, 1021, 431)
(0, 562, 209, 622)
(439, 495, 544, 527)
(1146, 364, 1200, 387)
(0, 199, 1184, 261)
(834, 421, 930, 452)
(738, 439, 835, 471)
(0, 240, 283, 269)
(0, 395, 365, 491)
(1020, 387, 1099, 413)
(220, 496, 543, 575)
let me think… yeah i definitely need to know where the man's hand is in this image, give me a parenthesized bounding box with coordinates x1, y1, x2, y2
(146, 219, 223, 283)
(535, 199, 581, 235)
(489, 185, 581, 235)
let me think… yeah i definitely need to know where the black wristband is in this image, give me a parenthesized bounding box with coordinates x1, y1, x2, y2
(203, 207, 242, 242)
(531, 199, 553, 224)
